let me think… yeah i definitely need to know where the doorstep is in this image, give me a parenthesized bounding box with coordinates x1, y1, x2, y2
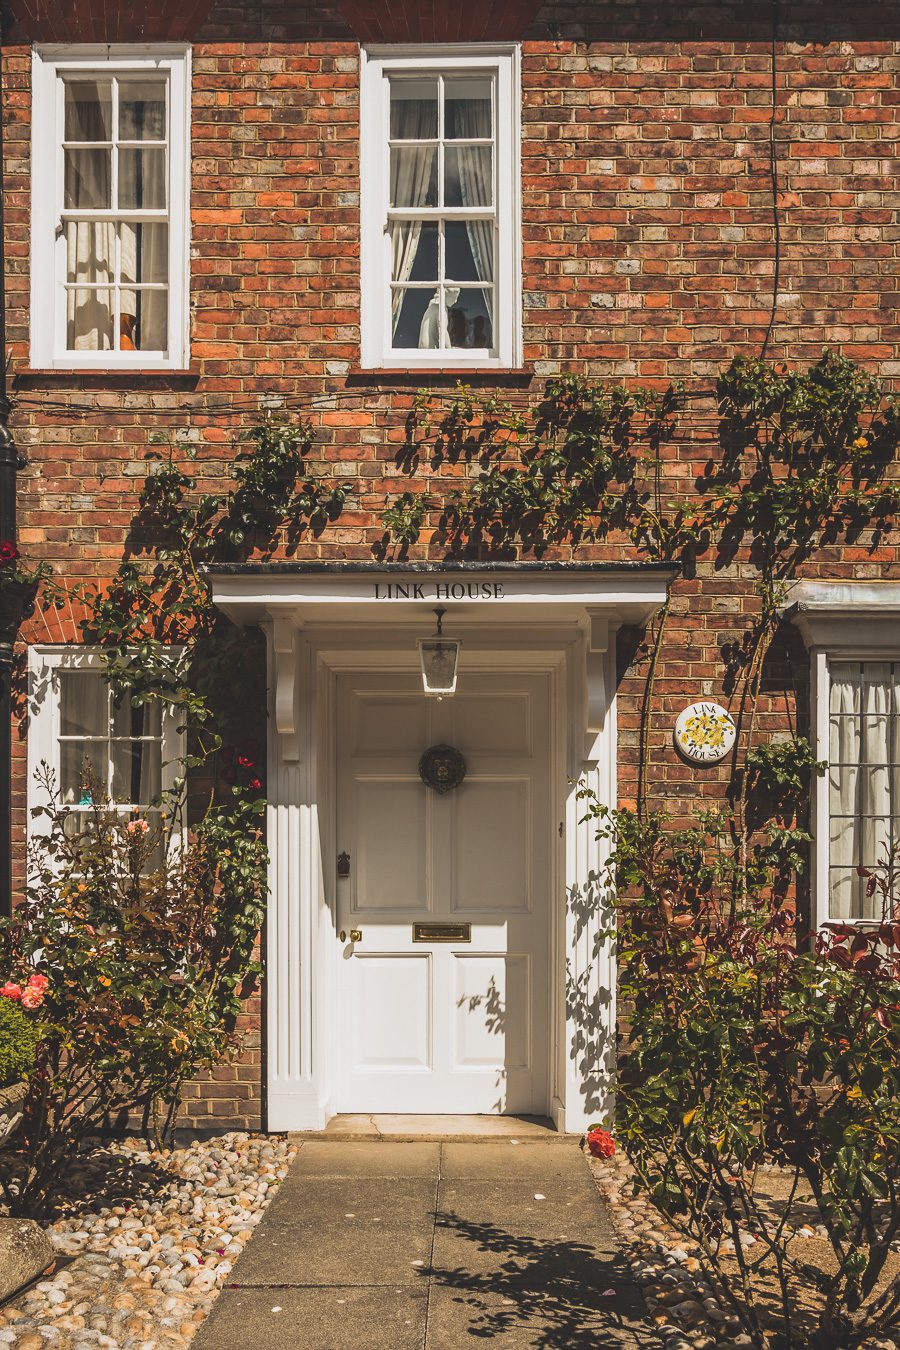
(290, 1114, 566, 1142)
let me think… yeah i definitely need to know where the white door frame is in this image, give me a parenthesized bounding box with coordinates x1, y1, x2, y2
(209, 565, 674, 1133)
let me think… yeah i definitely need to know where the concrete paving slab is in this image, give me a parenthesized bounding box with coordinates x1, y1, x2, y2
(425, 1281, 645, 1350)
(432, 1195, 619, 1278)
(231, 1178, 436, 1287)
(436, 1178, 618, 1241)
(293, 1140, 441, 1177)
(441, 1138, 587, 1181)
(194, 1285, 428, 1350)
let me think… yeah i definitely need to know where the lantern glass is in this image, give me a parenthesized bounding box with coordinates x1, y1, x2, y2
(418, 638, 461, 696)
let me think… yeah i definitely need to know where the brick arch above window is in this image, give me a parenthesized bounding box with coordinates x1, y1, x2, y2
(4, 0, 214, 43)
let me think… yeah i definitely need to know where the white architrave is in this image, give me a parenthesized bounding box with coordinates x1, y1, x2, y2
(212, 567, 673, 1133)
(783, 580, 900, 930)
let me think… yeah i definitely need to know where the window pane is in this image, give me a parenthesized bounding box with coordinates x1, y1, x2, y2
(65, 222, 115, 285)
(60, 672, 108, 738)
(445, 221, 492, 282)
(66, 288, 114, 351)
(64, 148, 111, 209)
(111, 695, 162, 739)
(829, 868, 855, 921)
(391, 287, 439, 348)
(64, 81, 112, 141)
(119, 81, 167, 141)
(446, 288, 493, 349)
(60, 742, 105, 804)
(119, 289, 168, 352)
(390, 146, 437, 209)
(390, 221, 438, 283)
(118, 148, 167, 209)
(445, 78, 492, 139)
(120, 222, 168, 284)
(389, 79, 438, 139)
(112, 740, 162, 804)
(444, 145, 492, 208)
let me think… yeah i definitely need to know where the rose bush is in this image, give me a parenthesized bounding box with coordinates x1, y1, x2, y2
(0, 768, 267, 1217)
(589, 799, 900, 1350)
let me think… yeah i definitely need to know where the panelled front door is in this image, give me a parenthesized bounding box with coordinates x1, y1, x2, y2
(335, 670, 551, 1114)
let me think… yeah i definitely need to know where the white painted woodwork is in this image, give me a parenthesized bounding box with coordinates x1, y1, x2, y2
(335, 670, 550, 1114)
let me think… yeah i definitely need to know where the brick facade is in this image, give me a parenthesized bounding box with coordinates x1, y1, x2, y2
(3, 0, 900, 1129)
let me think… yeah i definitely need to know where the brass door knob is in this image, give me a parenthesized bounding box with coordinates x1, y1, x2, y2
(339, 929, 363, 943)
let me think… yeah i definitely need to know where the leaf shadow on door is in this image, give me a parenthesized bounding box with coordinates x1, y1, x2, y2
(456, 974, 517, 1115)
(421, 1212, 645, 1347)
(566, 870, 617, 1121)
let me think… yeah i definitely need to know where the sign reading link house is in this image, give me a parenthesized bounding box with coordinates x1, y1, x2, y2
(373, 580, 506, 601)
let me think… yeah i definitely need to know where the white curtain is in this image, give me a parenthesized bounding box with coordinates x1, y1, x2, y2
(66, 83, 167, 352)
(58, 672, 162, 807)
(829, 663, 900, 919)
(449, 102, 494, 323)
(389, 100, 437, 334)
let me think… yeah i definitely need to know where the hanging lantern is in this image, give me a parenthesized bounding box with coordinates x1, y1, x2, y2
(418, 608, 461, 698)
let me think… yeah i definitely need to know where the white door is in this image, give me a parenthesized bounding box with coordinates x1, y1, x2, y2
(335, 670, 551, 1115)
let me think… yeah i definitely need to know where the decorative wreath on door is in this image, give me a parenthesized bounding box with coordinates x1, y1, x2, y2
(418, 744, 467, 794)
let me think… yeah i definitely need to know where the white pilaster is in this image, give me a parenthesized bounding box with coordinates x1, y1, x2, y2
(559, 634, 617, 1135)
(264, 626, 329, 1130)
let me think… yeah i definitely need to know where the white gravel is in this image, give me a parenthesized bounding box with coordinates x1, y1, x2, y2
(0, 1132, 297, 1350)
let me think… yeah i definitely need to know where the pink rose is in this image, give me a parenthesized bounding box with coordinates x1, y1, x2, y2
(0, 983, 22, 1001)
(20, 987, 44, 1010)
(26, 974, 49, 992)
(126, 818, 150, 836)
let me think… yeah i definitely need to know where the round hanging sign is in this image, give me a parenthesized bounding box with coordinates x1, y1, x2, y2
(419, 744, 467, 794)
(674, 702, 736, 764)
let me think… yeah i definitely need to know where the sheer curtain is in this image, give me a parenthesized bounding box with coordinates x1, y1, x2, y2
(449, 100, 494, 324)
(65, 81, 168, 352)
(829, 662, 900, 919)
(390, 100, 436, 335)
(66, 84, 115, 351)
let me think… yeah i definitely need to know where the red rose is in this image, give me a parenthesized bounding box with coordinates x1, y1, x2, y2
(0, 540, 19, 567)
(237, 753, 255, 768)
(587, 1127, 616, 1159)
(248, 776, 263, 791)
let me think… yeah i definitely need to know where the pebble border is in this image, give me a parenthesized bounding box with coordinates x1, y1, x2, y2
(0, 1132, 297, 1350)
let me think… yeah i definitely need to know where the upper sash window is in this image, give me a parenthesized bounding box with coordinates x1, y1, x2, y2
(31, 46, 190, 370)
(360, 46, 521, 370)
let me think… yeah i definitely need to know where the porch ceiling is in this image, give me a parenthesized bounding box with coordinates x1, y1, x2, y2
(336, 0, 543, 43)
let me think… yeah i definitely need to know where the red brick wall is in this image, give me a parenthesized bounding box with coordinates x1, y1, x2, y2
(4, 0, 900, 1128)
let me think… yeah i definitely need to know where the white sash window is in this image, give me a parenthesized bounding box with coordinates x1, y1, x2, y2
(31, 46, 190, 370)
(361, 46, 521, 369)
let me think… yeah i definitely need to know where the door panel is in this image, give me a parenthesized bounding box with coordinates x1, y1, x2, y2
(336, 670, 550, 1115)
(353, 779, 427, 911)
(350, 954, 432, 1068)
(451, 780, 530, 911)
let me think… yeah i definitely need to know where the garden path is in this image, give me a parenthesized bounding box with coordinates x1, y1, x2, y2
(192, 1135, 646, 1348)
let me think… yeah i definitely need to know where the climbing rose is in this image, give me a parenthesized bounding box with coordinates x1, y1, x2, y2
(126, 818, 150, 836)
(0, 983, 22, 1001)
(0, 540, 18, 566)
(21, 986, 44, 1010)
(26, 974, 48, 992)
(248, 776, 263, 791)
(587, 1127, 616, 1159)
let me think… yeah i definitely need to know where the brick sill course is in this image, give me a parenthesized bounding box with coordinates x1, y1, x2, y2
(14, 368, 201, 389)
(345, 367, 533, 387)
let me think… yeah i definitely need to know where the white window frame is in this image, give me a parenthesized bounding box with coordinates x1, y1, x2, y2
(30, 44, 191, 371)
(27, 646, 185, 839)
(360, 43, 521, 371)
(787, 582, 900, 928)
